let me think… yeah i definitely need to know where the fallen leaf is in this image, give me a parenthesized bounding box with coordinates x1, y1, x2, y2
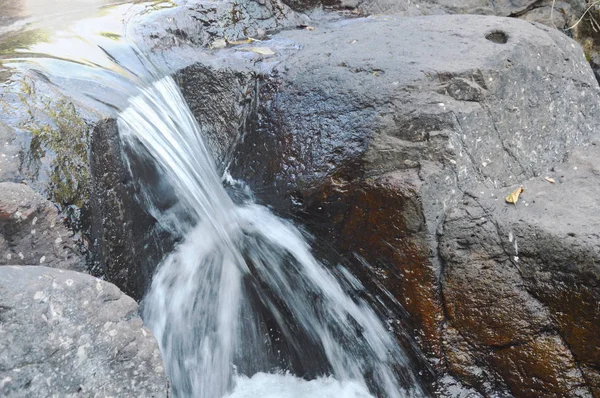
(544, 177, 556, 184)
(246, 47, 276, 55)
(505, 187, 524, 205)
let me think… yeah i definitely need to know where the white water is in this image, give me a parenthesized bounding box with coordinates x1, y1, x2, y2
(118, 77, 424, 398)
(226, 373, 375, 398)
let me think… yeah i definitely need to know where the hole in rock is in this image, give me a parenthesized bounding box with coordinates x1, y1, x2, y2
(486, 31, 508, 44)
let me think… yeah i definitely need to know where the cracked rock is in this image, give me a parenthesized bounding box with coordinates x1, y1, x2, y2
(170, 14, 600, 396)
(0, 266, 168, 397)
(0, 182, 85, 271)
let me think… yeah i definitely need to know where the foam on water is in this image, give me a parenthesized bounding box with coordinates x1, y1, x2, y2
(226, 373, 376, 398)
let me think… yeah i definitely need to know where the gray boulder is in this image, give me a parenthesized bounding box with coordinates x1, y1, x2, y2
(173, 14, 600, 395)
(440, 144, 600, 397)
(127, 0, 310, 51)
(0, 122, 20, 182)
(0, 182, 84, 271)
(352, 0, 586, 28)
(0, 266, 168, 397)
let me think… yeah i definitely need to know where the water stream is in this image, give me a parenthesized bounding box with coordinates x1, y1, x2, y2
(1, 3, 426, 397)
(121, 75, 423, 398)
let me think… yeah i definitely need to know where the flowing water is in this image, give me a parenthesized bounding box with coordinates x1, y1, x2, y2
(121, 76, 423, 398)
(1, 3, 426, 397)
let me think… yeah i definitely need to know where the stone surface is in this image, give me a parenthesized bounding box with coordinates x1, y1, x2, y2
(0, 122, 20, 182)
(0, 266, 168, 397)
(439, 144, 600, 397)
(88, 119, 173, 301)
(2, 2, 600, 395)
(182, 14, 600, 396)
(352, 0, 587, 28)
(128, 0, 310, 51)
(0, 182, 84, 271)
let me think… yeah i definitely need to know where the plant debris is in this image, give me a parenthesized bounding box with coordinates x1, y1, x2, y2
(544, 177, 556, 183)
(505, 187, 524, 205)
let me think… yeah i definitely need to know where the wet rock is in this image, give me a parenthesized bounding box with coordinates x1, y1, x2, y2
(355, 0, 587, 27)
(0, 265, 168, 397)
(439, 145, 600, 396)
(285, 0, 588, 34)
(128, 0, 310, 51)
(191, 14, 600, 395)
(0, 182, 84, 271)
(88, 119, 174, 300)
(176, 62, 257, 167)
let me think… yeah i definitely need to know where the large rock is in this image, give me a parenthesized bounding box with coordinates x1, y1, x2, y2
(174, 14, 600, 395)
(3, 3, 600, 395)
(440, 144, 600, 397)
(0, 266, 168, 397)
(127, 0, 310, 51)
(0, 122, 20, 182)
(351, 0, 586, 28)
(0, 182, 84, 271)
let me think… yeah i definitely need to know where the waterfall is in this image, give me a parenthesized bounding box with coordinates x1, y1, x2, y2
(2, 5, 426, 394)
(118, 76, 424, 397)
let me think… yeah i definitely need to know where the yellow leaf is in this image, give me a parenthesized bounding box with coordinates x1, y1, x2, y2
(246, 47, 276, 55)
(544, 177, 556, 184)
(505, 187, 524, 205)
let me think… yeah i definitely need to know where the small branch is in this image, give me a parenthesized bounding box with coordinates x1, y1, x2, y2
(553, 0, 600, 31)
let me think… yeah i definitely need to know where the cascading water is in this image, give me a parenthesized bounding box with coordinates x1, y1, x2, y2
(119, 76, 425, 398)
(2, 3, 427, 396)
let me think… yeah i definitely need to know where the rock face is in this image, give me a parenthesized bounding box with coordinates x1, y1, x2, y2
(127, 0, 310, 51)
(0, 182, 84, 271)
(88, 119, 174, 301)
(0, 266, 168, 397)
(180, 14, 600, 396)
(440, 145, 600, 397)
(348, 0, 587, 28)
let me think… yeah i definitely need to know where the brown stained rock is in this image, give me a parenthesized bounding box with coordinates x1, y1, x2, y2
(219, 16, 600, 395)
(442, 326, 491, 390)
(443, 259, 551, 348)
(340, 172, 444, 360)
(441, 200, 552, 348)
(490, 335, 590, 398)
(438, 145, 600, 396)
(301, 170, 445, 363)
(542, 283, 600, 365)
(583, 367, 600, 397)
